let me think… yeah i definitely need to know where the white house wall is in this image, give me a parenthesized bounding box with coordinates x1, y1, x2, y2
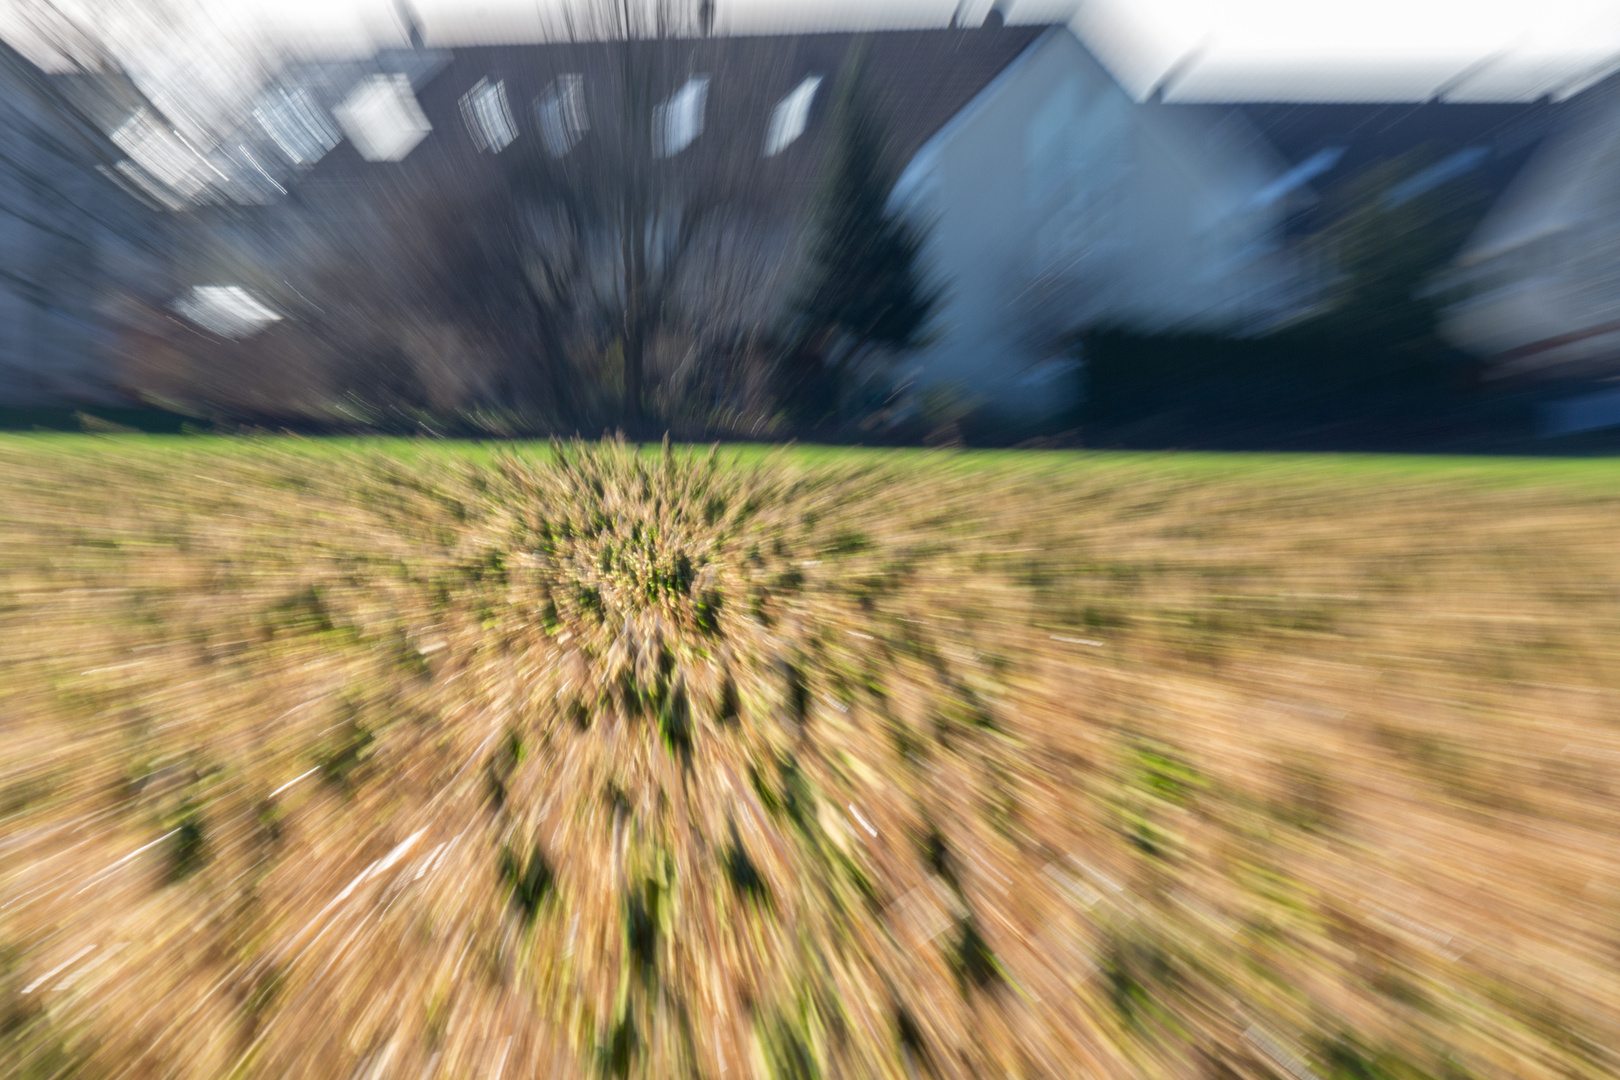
(1130, 104, 1294, 327)
(1443, 76, 1620, 376)
(892, 28, 1293, 419)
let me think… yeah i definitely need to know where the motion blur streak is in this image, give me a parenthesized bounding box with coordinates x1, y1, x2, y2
(1, 0, 1620, 1078)
(14, 0, 1620, 446)
(2, 440, 1620, 1079)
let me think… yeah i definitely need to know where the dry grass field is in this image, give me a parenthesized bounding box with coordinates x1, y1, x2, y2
(1, 437, 1618, 1080)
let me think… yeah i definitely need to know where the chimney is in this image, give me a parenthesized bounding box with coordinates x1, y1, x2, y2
(699, 0, 715, 36)
(396, 0, 424, 49)
(983, 2, 1007, 29)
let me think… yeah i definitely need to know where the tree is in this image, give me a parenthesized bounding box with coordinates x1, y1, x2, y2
(789, 49, 941, 424)
(1304, 151, 1488, 381)
(499, 0, 784, 435)
(146, 0, 797, 437)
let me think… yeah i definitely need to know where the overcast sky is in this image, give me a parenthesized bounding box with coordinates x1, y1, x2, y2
(19, 0, 1620, 108)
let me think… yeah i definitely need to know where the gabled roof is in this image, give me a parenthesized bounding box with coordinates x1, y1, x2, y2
(47, 68, 152, 138)
(0, 41, 123, 166)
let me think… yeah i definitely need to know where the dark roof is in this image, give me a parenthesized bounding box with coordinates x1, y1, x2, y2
(299, 26, 1049, 203)
(1164, 99, 1564, 234)
(0, 45, 124, 166)
(47, 69, 154, 137)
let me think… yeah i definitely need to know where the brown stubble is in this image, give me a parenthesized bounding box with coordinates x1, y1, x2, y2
(0, 441, 1618, 1079)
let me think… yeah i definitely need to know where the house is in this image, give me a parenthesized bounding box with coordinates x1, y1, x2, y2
(1440, 70, 1620, 382)
(3, 12, 1579, 426)
(0, 42, 176, 408)
(886, 28, 1309, 417)
(1154, 98, 1559, 335)
(186, 15, 1312, 424)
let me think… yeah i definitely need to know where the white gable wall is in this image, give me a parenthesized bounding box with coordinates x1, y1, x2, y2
(1442, 79, 1620, 376)
(892, 28, 1294, 419)
(1129, 103, 1294, 326)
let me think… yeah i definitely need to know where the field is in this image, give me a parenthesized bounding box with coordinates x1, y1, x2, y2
(2, 436, 1618, 1080)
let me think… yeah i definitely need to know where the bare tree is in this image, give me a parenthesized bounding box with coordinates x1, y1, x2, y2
(132, 0, 800, 434)
(507, 0, 785, 433)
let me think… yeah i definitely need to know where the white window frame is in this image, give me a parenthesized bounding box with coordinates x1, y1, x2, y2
(254, 87, 341, 167)
(172, 286, 282, 339)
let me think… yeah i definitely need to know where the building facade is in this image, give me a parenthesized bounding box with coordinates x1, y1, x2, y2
(0, 44, 175, 408)
(1441, 72, 1620, 379)
(890, 27, 1302, 417)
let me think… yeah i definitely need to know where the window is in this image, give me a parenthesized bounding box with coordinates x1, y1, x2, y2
(653, 75, 710, 158)
(535, 74, 588, 157)
(111, 107, 209, 200)
(334, 74, 432, 162)
(1245, 147, 1344, 212)
(763, 74, 821, 157)
(460, 78, 518, 153)
(254, 87, 341, 166)
(1385, 147, 1489, 207)
(172, 286, 281, 339)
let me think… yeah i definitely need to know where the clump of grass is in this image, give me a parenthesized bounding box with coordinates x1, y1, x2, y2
(263, 585, 334, 638)
(486, 727, 525, 810)
(724, 823, 771, 907)
(1101, 928, 1178, 1030)
(168, 805, 208, 881)
(921, 826, 957, 889)
(656, 680, 692, 761)
(1275, 756, 1341, 834)
(949, 916, 1003, 996)
(499, 842, 553, 925)
(318, 715, 374, 792)
(757, 1009, 821, 1080)
(1133, 742, 1204, 806)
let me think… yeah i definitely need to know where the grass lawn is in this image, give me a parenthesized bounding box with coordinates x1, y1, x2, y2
(1, 436, 1618, 1079)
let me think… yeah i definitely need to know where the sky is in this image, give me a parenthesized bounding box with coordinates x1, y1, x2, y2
(16, 0, 1620, 113)
(251, 0, 1620, 101)
(1081, 0, 1620, 101)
